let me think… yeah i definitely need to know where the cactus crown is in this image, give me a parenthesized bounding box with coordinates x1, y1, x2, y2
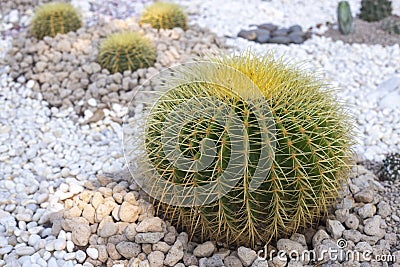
(360, 0, 392, 22)
(379, 152, 400, 181)
(32, 2, 82, 39)
(98, 31, 157, 74)
(140, 2, 187, 30)
(129, 51, 354, 247)
(337, 1, 354, 35)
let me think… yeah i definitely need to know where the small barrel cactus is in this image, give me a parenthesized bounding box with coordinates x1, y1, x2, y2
(381, 16, 400, 34)
(360, 0, 392, 22)
(379, 153, 400, 181)
(337, 1, 354, 35)
(98, 32, 157, 74)
(139, 2, 187, 30)
(127, 51, 354, 247)
(32, 2, 82, 39)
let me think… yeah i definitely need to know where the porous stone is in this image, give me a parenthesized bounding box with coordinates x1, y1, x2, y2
(164, 240, 184, 266)
(193, 241, 215, 257)
(237, 246, 257, 267)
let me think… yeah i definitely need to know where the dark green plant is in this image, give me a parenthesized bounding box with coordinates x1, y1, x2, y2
(32, 2, 82, 39)
(379, 152, 400, 181)
(139, 2, 187, 30)
(381, 16, 400, 34)
(136, 51, 354, 247)
(360, 0, 392, 22)
(98, 31, 157, 74)
(337, 1, 354, 35)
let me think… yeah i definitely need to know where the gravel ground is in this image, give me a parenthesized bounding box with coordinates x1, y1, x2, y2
(0, 0, 399, 267)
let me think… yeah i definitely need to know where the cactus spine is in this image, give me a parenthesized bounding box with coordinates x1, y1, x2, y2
(130, 51, 354, 247)
(338, 1, 354, 35)
(32, 2, 82, 39)
(360, 0, 393, 22)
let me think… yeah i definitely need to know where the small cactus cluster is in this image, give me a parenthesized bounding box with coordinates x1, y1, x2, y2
(98, 32, 157, 74)
(130, 51, 354, 247)
(337, 1, 354, 35)
(360, 0, 392, 22)
(32, 2, 82, 39)
(140, 2, 187, 30)
(379, 153, 400, 181)
(381, 16, 400, 34)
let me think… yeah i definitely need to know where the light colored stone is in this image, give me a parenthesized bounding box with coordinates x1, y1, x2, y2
(99, 222, 118, 238)
(193, 241, 215, 258)
(345, 214, 360, 229)
(237, 246, 257, 267)
(224, 255, 243, 267)
(135, 232, 164, 244)
(326, 219, 345, 239)
(119, 202, 140, 223)
(136, 217, 165, 233)
(164, 240, 184, 266)
(87, 247, 99, 260)
(116, 241, 141, 258)
(148, 251, 165, 267)
(72, 224, 91, 246)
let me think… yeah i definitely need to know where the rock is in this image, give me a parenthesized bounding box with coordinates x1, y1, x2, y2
(237, 246, 257, 267)
(345, 214, 360, 229)
(326, 219, 345, 239)
(271, 255, 287, 267)
(99, 222, 118, 237)
(335, 209, 349, 223)
(354, 189, 374, 203)
(255, 29, 270, 43)
(124, 223, 137, 241)
(258, 23, 278, 31)
(363, 216, 385, 237)
(164, 240, 184, 266)
(289, 25, 302, 33)
(107, 243, 122, 260)
(312, 229, 330, 247)
(252, 258, 268, 267)
(269, 36, 291, 45)
(272, 28, 289, 36)
(377, 76, 400, 92)
(183, 253, 198, 266)
(116, 241, 141, 258)
(119, 202, 140, 223)
(224, 255, 243, 267)
(57, 40, 71, 52)
(343, 229, 362, 243)
(380, 91, 400, 109)
(358, 204, 376, 219)
(136, 217, 165, 233)
(54, 238, 67, 251)
(148, 251, 165, 267)
(87, 247, 99, 260)
(82, 204, 95, 224)
(76, 250, 86, 263)
(193, 241, 215, 257)
(135, 232, 164, 244)
(238, 30, 257, 41)
(204, 255, 224, 267)
(153, 241, 171, 253)
(377, 202, 391, 219)
(15, 246, 35, 256)
(277, 239, 306, 254)
(72, 223, 91, 246)
(288, 32, 305, 44)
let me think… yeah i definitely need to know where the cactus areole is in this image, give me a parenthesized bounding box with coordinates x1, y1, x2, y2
(126, 51, 354, 247)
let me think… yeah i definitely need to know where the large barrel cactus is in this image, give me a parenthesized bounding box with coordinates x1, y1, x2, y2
(360, 0, 392, 22)
(125, 51, 354, 247)
(139, 2, 187, 30)
(32, 2, 82, 40)
(337, 1, 354, 35)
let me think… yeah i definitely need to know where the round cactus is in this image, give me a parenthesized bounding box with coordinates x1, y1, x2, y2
(337, 1, 354, 35)
(32, 2, 82, 40)
(98, 31, 157, 74)
(127, 51, 354, 247)
(379, 152, 400, 181)
(360, 0, 392, 22)
(139, 2, 187, 30)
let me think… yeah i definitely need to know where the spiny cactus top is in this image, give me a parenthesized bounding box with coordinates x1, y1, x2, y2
(379, 152, 400, 181)
(126, 51, 354, 247)
(360, 0, 392, 22)
(98, 32, 157, 74)
(139, 2, 187, 30)
(32, 2, 82, 40)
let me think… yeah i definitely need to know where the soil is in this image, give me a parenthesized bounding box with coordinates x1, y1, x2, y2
(322, 15, 400, 47)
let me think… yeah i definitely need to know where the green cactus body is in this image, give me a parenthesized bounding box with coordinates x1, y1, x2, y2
(140, 2, 187, 30)
(338, 1, 354, 35)
(98, 32, 157, 74)
(134, 52, 354, 247)
(32, 2, 82, 39)
(381, 16, 400, 34)
(360, 0, 392, 22)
